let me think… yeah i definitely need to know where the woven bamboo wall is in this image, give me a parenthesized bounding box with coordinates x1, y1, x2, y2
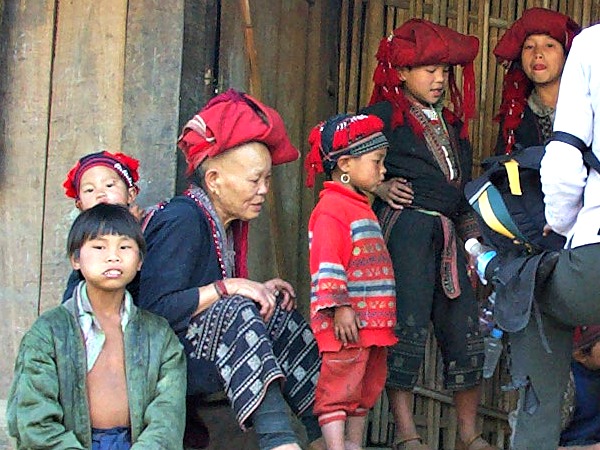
(338, 1, 600, 448)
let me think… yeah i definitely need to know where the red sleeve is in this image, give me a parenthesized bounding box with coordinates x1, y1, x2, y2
(309, 212, 352, 312)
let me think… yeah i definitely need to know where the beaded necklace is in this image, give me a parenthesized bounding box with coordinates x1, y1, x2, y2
(184, 188, 228, 279)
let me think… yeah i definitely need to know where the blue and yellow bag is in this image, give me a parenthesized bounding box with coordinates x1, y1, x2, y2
(465, 145, 565, 253)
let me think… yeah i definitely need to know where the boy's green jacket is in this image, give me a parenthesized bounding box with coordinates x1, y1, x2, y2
(6, 290, 186, 449)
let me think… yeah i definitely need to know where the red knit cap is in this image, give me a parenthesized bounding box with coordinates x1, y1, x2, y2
(573, 325, 600, 352)
(370, 19, 479, 138)
(63, 151, 140, 199)
(305, 114, 387, 187)
(494, 8, 581, 154)
(177, 89, 299, 175)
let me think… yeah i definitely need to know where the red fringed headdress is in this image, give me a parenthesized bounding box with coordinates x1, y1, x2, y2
(369, 19, 479, 139)
(177, 88, 299, 175)
(63, 151, 140, 199)
(305, 114, 387, 187)
(493, 8, 581, 154)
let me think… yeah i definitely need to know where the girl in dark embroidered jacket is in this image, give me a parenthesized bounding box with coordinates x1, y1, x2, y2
(134, 90, 322, 450)
(493, 8, 581, 156)
(362, 19, 497, 450)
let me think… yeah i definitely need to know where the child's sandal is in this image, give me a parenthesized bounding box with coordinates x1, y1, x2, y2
(392, 436, 432, 450)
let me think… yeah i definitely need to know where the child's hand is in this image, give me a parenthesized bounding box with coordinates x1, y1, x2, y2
(542, 223, 553, 237)
(374, 177, 414, 209)
(129, 203, 145, 222)
(334, 306, 361, 345)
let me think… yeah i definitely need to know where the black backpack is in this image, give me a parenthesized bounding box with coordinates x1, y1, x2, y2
(464, 132, 600, 253)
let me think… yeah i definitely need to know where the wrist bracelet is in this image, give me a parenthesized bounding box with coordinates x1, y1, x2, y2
(214, 279, 228, 298)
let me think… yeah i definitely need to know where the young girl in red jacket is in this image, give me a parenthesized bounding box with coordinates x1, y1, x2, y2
(305, 113, 398, 450)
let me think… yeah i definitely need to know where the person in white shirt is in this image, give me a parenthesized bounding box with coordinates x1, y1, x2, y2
(507, 24, 600, 450)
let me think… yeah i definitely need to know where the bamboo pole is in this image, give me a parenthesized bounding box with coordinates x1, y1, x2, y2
(582, 0, 592, 27)
(346, 0, 362, 113)
(239, 0, 285, 278)
(338, 0, 350, 112)
(360, 0, 384, 107)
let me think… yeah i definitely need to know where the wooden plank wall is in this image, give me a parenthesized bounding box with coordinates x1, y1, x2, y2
(0, 0, 185, 399)
(337, 1, 600, 448)
(0, 0, 56, 399)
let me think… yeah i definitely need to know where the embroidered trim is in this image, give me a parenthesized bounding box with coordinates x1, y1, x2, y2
(185, 188, 228, 279)
(408, 103, 461, 185)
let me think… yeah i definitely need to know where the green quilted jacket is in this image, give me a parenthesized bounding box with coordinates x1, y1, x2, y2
(6, 291, 186, 449)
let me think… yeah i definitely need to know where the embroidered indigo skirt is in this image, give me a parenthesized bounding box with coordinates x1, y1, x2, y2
(185, 294, 320, 427)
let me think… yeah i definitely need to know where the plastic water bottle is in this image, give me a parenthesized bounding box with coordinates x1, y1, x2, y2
(465, 238, 498, 285)
(483, 327, 503, 378)
(479, 291, 496, 334)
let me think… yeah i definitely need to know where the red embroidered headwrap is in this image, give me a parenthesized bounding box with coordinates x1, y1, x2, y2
(305, 114, 387, 187)
(494, 8, 581, 154)
(177, 89, 299, 175)
(369, 19, 479, 139)
(63, 151, 140, 199)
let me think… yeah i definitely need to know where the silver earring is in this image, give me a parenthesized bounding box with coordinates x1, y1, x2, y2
(340, 173, 350, 184)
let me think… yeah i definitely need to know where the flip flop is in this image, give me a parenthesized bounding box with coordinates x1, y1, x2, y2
(392, 436, 432, 450)
(456, 434, 499, 450)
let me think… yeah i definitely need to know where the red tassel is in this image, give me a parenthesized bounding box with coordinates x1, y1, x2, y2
(374, 36, 390, 63)
(495, 66, 532, 153)
(448, 67, 463, 120)
(372, 64, 388, 86)
(332, 122, 349, 150)
(305, 123, 325, 188)
(348, 115, 384, 142)
(462, 62, 476, 122)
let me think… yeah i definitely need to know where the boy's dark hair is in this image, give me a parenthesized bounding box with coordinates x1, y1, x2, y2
(67, 203, 146, 259)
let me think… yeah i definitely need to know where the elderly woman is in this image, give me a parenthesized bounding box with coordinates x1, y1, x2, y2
(494, 8, 581, 155)
(134, 90, 322, 450)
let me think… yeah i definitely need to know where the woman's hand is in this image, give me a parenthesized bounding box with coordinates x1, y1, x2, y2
(374, 177, 414, 209)
(334, 306, 361, 345)
(225, 278, 279, 321)
(263, 278, 296, 311)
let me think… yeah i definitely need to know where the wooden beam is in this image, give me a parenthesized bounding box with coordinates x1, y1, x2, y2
(40, 0, 128, 311)
(121, 0, 184, 206)
(0, 0, 55, 397)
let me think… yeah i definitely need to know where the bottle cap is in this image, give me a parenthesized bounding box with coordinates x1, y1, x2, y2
(490, 328, 503, 339)
(464, 238, 481, 255)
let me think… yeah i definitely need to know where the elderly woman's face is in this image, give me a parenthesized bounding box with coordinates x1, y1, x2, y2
(521, 34, 566, 87)
(209, 142, 272, 226)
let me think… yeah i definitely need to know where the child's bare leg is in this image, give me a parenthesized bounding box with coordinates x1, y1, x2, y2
(320, 418, 346, 450)
(345, 414, 366, 446)
(387, 387, 421, 442)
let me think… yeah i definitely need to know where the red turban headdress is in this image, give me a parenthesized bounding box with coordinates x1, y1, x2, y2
(177, 89, 299, 175)
(370, 19, 479, 139)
